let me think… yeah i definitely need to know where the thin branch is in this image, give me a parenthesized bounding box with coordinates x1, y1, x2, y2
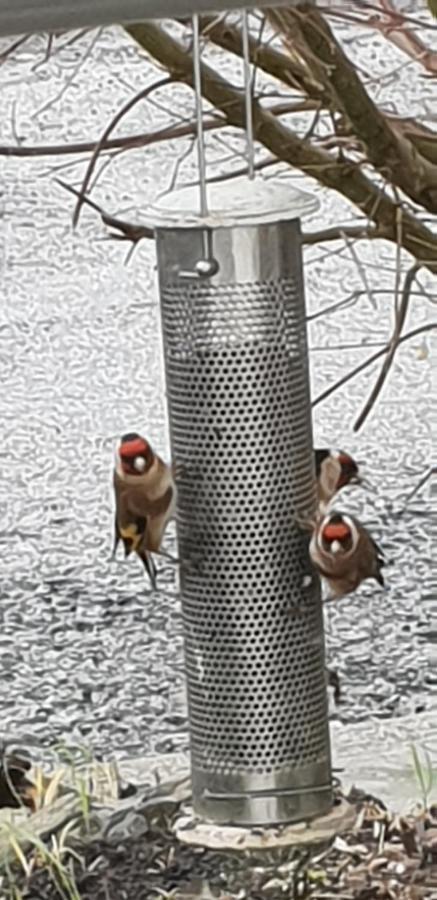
(0, 35, 30, 64)
(269, 5, 437, 215)
(302, 224, 378, 244)
(72, 76, 175, 227)
(353, 263, 421, 431)
(352, 0, 437, 77)
(306, 288, 426, 322)
(0, 100, 311, 159)
(197, 13, 327, 100)
(0, 115, 226, 158)
(340, 229, 377, 309)
(31, 28, 103, 119)
(402, 467, 436, 507)
(56, 179, 154, 242)
(312, 324, 436, 409)
(125, 21, 437, 274)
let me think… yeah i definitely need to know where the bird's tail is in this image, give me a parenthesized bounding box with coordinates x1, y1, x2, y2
(138, 550, 157, 590)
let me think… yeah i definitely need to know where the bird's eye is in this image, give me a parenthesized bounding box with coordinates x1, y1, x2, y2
(133, 456, 146, 472)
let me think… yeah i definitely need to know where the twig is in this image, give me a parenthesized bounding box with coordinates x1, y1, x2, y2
(162, 135, 196, 195)
(0, 100, 310, 159)
(32, 28, 91, 70)
(0, 115, 225, 158)
(353, 263, 421, 431)
(0, 35, 30, 64)
(340, 228, 377, 309)
(306, 288, 425, 321)
(125, 21, 437, 273)
(272, 5, 437, 215)
(402, 467, 435, 507)
(312, 324, 436, 408)
(72, 76, 175, 228)
(56, 179, 154, 242)
(31, 28, 103, 119)
(302, 224, 378, 244)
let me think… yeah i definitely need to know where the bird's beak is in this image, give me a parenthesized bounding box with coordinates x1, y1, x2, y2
(356, 475, 376, 492)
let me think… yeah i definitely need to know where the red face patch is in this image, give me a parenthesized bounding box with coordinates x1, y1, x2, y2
(323, 523, 351, 542)
(338, 453, 355, 469)
(119, 438, 148, 459)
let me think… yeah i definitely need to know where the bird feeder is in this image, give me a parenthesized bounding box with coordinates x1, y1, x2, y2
(0, 0, 333, 829)
(148, 13, 333, 827)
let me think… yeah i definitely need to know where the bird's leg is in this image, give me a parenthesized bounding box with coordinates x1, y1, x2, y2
(111, 517, 121, 559)
(325, 667, 342, 704)
(138, 551, 157, 590)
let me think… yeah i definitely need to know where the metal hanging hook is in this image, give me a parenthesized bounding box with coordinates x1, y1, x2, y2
(241, 9, 255, 180)
(192, 13, 208, 217)
(178, 14, 219, 280)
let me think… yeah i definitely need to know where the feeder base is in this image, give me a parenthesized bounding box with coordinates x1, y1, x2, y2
(174, 797, 355, 851)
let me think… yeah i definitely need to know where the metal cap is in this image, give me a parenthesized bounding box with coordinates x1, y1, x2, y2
(149, 177, 319, 229)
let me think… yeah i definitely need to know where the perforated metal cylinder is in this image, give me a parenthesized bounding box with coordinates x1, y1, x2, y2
(152, 181, 332, 827)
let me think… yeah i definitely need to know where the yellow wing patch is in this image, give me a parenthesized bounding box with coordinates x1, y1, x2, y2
(120, 523, 142, 552)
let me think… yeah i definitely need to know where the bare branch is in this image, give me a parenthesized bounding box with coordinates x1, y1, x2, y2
(302, 224, 378, 244)
(31, 28, 103, 119)
(402, 466, 435, 507)
(72, 76, 175, 227)
(198, 13, 327, 100)
(0, 35, 30, 64)
(56, 179, 154, 242)
(312, 324, 436, 410)
(0, 100, 311, 160)
(125, 21, 437, 274)
(353, 263, 421, 431)
(268, 5, 437, 215)
(340, 229, 377, 309)
(0, 115, 226, 158)
(345, 0, 437, 77)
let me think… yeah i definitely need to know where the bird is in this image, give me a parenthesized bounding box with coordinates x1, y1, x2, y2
(309, 510, 385, 600)
(315, 448, 361, 510)
(0, 752, 35, 810)
(112, 432, 176, 589)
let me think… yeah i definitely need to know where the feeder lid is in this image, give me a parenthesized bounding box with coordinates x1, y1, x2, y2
(149, 176, 319, 229)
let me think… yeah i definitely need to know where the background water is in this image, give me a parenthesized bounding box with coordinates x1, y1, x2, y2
(0, 17, 435, 761)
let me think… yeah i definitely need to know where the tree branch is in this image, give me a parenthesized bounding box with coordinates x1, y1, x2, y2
(56, 179, 154, 242)
(353, 263, 421, 431)
(125, 21, 437, 274)
(268, 4, 437, 215)
(197, 13, 327, 101)
(72, 76, 175, 227)
(312, 324, 436, 409)
(347, 0, 437, 77)
(0, 100, 314, 159)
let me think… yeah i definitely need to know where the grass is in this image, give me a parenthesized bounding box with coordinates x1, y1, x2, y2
(0, 742, 99, 900)
(0, 741, 436, 900)
(411, 742, 436, 810)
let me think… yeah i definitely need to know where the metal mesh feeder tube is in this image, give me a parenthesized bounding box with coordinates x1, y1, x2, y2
(151, 178, 332, 827)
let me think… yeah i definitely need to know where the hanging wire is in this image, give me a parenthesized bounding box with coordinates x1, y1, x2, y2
(192, 14, 208, 217)
(241, 9, 255, 180)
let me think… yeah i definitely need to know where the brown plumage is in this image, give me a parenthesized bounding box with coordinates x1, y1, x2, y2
(0, 753, 35, 810)
(315, 448, 361, 511)
(309, 510, 385, 600)
(112, 432, 176, 589)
